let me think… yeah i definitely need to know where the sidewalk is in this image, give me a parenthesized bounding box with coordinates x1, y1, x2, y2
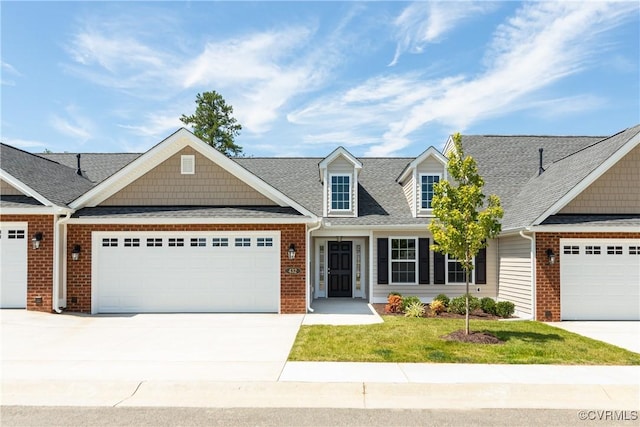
(3, 362, 639, 409)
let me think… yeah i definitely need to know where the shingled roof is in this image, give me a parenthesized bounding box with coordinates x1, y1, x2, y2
(503, 124, 640, 230)
(4, 124, 637, 228)
(0, 143, 95, 207)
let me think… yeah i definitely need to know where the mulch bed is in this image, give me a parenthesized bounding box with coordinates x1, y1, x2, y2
(372, 303, 501, 320)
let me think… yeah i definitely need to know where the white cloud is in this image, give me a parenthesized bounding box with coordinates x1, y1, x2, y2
(118, 111, 185, 138)
(50, 105, 93, 142)
(2, 61, 22, 86)
(291, 1, 638, 156)
(389, 1, 497, 66)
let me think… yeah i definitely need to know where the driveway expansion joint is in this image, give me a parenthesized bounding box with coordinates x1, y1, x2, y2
(113, 381, 144, 407)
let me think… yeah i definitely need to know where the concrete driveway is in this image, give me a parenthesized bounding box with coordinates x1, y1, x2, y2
(548, 321, 640, 354)
(0, 309, 304, 382)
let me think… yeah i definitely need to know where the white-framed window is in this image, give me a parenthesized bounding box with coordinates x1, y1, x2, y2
(585, 245, 601, 255)
(102, 238, 118, 247)
(181, 155, 195, 175)
(420, 174, 440, 210)
(630, 246, 639, 255)
(607, 246, 623, 255)
(168, 238, 184, 247)
(563, 245, 579, 255)
(146, 238, 162, 247)
(212, 238, 228, 247)
(447, 254, 469, 283)
(124, 238, 140, 247)
(235, 237, 251, 247)
(330, 174, 351, 211)
(190, 237, 206, 247)
(257, 237, 273, 247)
(390, 237, 417, 284)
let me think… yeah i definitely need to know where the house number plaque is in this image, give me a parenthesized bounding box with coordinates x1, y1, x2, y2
(285, 267, 301, 274)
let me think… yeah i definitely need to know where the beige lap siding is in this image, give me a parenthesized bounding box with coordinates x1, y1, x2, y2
(536, 232, 640, 322)
(0, 214, 55, 312)
(65, 223, 306, 314)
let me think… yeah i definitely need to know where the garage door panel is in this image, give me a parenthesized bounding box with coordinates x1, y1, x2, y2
(0, 225, 27, 308)
(95, 232, 280, 313)
(561, 239, 640, 321)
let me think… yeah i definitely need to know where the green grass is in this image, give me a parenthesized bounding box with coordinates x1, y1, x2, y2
(289, 317, 640, 365)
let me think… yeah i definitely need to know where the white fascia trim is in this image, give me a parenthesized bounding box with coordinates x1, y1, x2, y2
(319, 147, 363, 174)
(321, 223, 433, 231)
(0, 170, 55, 207)
(0, 207, 59, 214)
(397, 146, 448, 184)
(442, 135, 456, 156)
(69, 128, 317, 220)
(530, 225, 640, 233)
(532, 132, 640, 226)
(66, 216, 316, 225)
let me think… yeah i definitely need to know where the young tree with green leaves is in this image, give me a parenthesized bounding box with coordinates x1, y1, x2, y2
(428, 133, 503, 335)
(180, 91, 243, 157)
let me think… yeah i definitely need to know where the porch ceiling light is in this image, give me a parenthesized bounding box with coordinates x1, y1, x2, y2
(32, 232, 43, 249)
(288, 243, 296, 260)
(546, 248, 555, 265)
(71, 244, 81, 261)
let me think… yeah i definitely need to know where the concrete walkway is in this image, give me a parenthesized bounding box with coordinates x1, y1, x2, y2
(548, 321, 640, 353)
(1, 309, 639, 409)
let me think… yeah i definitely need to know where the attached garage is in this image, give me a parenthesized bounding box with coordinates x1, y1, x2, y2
(560, 238, 640, 320)
(0, 223, 28, 308)
(93, 231, 280, 313)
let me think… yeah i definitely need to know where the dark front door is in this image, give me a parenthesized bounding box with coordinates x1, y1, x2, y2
(328, 241, 352, 297)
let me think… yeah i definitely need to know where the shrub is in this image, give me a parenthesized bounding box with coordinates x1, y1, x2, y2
(404, 301, 425, 318)
(384, 294, 403, 314)
(429, 299, 446, 315)
(401, 296, 422, 312)
(448, 294, 481, 315)
(480, 297, 497, 315)
(433, 294, 450, 307)
(495, 301, 515, 318)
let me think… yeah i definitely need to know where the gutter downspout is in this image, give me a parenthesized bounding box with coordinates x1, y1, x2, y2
(53, 209, 74, 313)
(306, 219, 323, 313)
(519, 229, 536, 320)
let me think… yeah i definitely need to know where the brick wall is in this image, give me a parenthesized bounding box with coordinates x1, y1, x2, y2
(66, 223, 307, 314)
(535, 231, 640, 321)
(0, 214, 55, 312)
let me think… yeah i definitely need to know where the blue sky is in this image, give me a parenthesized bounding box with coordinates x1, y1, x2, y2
(2, 1, 639, 157)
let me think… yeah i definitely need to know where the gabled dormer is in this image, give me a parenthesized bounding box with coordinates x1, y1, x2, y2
(396, 146, 448, 217)
(319, 147, 362, 217)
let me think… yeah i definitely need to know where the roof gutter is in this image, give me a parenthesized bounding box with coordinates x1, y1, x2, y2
(519, 229, 536, 321)
(53, 208, 74, 313)
(305, 219, 323, 313)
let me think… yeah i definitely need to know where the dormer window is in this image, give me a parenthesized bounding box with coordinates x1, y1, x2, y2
(420, 174, 440, 209)
(330, 174, 351, 211)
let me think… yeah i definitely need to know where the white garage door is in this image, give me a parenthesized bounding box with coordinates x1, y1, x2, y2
(94, 231, 280, 313)
(0, 224, 28, 308)
(560, 239, 640, 320)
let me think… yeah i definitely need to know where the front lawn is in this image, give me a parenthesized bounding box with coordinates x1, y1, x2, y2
(289, 317, 640, 365)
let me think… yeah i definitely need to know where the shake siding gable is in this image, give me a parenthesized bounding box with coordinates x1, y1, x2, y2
(498, 234, 533, 317)
(1, 179, 24, 195)
(559, 145, 640, 214)
(101, 148, 275, 207)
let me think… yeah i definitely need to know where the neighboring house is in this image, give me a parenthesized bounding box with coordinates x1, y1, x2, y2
(1, 125, 638, 321)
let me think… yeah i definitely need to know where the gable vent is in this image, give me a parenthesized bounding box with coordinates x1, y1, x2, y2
(181, 155, 195, 175)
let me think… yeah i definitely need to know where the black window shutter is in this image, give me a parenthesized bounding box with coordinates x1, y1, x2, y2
(434, 250, 445, 284)
(418, 238, 430, 284)
(475, 246, 487, 285)
(377, 238, 389, 284)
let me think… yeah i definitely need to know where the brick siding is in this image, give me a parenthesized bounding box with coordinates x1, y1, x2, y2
(66, 223, 307, 314)
(0, 214, 55, 312)
(535, 232, 640, 321)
